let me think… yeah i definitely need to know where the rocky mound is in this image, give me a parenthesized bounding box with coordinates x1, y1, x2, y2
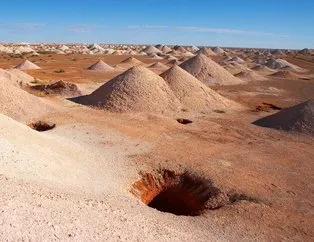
(235, 70, 266, 81)
(70, 66, 182, 114)
(253, 100, 314, 135)
(14, 60, 41, 70)
(86, 60, 115, 72)
(179, 54, 244, 85)
(160, 65, 243, 112)
(269, 70, 300, 79)
(31, 80, 81, 96)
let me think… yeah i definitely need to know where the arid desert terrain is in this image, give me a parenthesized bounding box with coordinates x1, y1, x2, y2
(0, 43, 313, 241)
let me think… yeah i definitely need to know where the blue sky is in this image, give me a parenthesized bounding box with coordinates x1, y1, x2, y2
(0, 0, 313, 49)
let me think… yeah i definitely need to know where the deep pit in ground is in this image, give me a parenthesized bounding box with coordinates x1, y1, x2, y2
(176, 118, 193, 125)
(28, 121, 56, 132)
(131, 170, 226, 216)
(131, 170, 262, 216)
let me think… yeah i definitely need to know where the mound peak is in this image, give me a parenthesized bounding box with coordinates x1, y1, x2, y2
(160, 65, 243, 112)
(120, 57, 143, 66)
(253, 100, 314, 135)
(196, 47, 216, 57)
(86, 60, 115, 72)
(14, 60, 40, 70)
(70, 66, 182, 114)
(235, 70, 266, 81)
(179, 54, 244, 85)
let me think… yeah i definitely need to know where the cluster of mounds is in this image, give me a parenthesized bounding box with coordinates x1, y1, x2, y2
(253, 100, 314, 136)
(179, 54, 244, 85)
(70, 66, 182, 114)
(30, 80, 81, 96)
(70, 62, 244, 114)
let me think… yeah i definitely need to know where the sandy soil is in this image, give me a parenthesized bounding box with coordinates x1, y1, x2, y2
(0, 52, 313, 241)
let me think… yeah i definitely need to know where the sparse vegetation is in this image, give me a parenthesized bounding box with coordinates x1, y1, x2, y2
(54, 69, 65, 73)
(214, 109, 226, 113)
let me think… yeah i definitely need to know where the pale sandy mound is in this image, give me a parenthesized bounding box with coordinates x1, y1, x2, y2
(160, 65, 243, 112)
(196, 47, 216, 57)
(161, 45, 172, 53)
(14, 60, 41, 70)
(235, 70, 267, 81)
(212, 47, 226, 55)
(253, 99, 314, 135)
(70, 66, 182, 114)
(179, 54, 244, 85)
(143, 45, 162, 54)
(120, 57, 143, 66)
(230, 56, 245, 64)
(148, 53, 163, 60)
(174, 46, 187, 53)
(251, 64, 275, 72)
(86, 60, 115, 72)
(149, 62, 168, 69)
(269, 70, 300, 79)
(0, 68, 34, 86)
(0, 76, 55, 122)
(265, 59, 305, 72)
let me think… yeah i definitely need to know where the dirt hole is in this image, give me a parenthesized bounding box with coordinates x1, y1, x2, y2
(28, 121, 56, 132)
(176, 118, 193, 125)
(131, 170, 225, 216)
(253, 102, 282, 112)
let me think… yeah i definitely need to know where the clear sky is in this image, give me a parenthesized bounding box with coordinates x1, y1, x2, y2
(0, 0, 313, 49)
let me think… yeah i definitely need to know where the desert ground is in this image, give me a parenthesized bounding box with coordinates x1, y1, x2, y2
(0, 43, 313, 241)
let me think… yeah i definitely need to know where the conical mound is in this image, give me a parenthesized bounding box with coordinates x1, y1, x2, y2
(160, 65, 243, 112)
(14, 60, 40, 70)
(196, 47, 216, 57)
(120, 57, 143, 66)
(269, 70, 300, 79)
(149, 62, 168, 69)
(161, 45, 172, 53)
(251, 64, 274, 72)
(234, 70, 266, 81)
(86, 60, 115, 72)
(179, 54, 244, 85)
(143, 45, 162, 54)
(212, 47, 226, 55)
(253, 100, 314, 135)
(70, 66, 182, 114)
